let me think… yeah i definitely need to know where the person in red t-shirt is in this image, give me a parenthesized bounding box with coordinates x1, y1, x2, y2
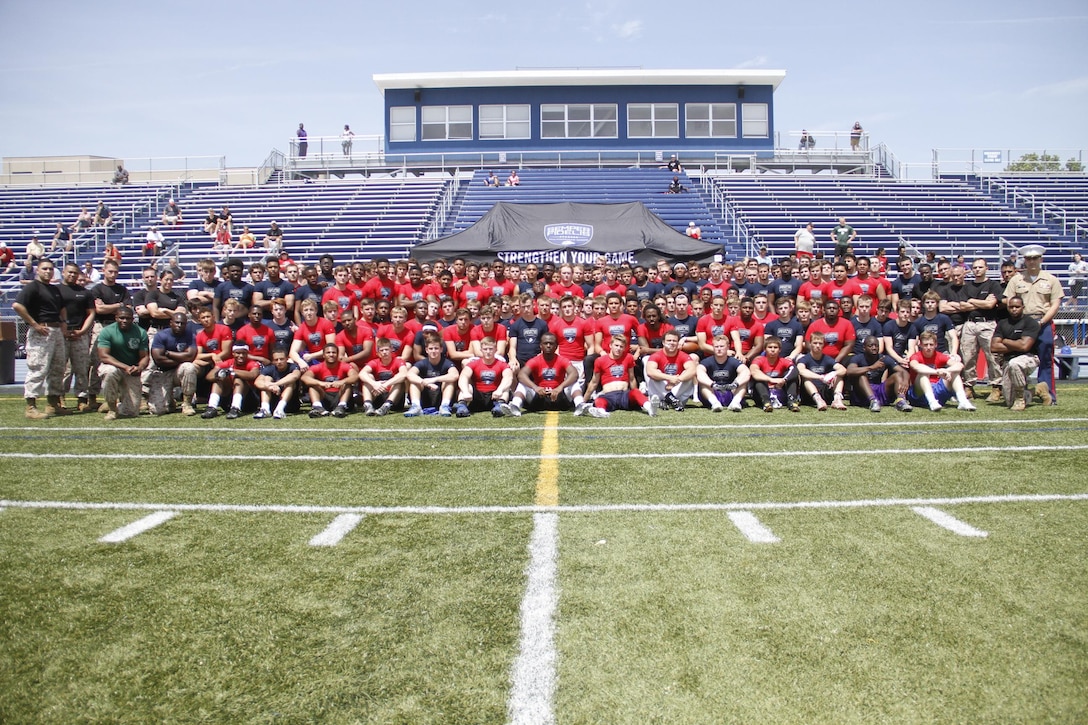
(454, 336, 514, 417)
(469, 304, 508, 358)
(201, 343, 261, 419)
(696, 296, 732, 357)
(302, 342, 360, 417)
(549, 264, 585, 299)
(748, 337, 799, 412)
(908, 331, 975, 412)
(322, 265, 361, 317)
(509, 332, 579, 415)
(359, 337, 409, 415)
(726, 297, 766, 365)
(377, 305, 416, 362)
(592, 267, 627, 299)
(235, 306, 275, 364)
(594, 293, 639, 356)
(442, 308, 477, 365)
(456, 263, 492, 308)
(195, 306, 235, 374)
(290, 299, 336, 371)
(644, 330, 698, 411)
(824, 261, 861, 304)
(700, 262, 733, 299)
(805, 298, 856, 364)
(581, 335, 659, 418)
(396, 265, 433, 307)
(361, 258, 397, 303)
(335, 308, 375, 368)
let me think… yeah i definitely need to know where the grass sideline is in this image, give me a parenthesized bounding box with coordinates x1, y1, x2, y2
(1, 389, 1087, 723)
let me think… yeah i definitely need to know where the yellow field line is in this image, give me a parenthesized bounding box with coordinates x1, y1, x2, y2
(535, 411, 560, 507)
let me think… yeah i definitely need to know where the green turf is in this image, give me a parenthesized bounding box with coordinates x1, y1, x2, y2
(1, 389, 1086, 722)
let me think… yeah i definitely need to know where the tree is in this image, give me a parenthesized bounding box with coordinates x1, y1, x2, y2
(1004, 153, 1083, 172)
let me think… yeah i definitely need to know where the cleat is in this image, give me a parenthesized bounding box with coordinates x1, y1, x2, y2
(664, 392, 684, 412)
(491, 403, 505, 418)
(332, 405, 349, 418)
(894, 398, 913, 412)
(646, 396, 660, 417)
(957, 401, 977, 412)
(376, 402, 392, 417)
(308, 407, 326, 418)
(404, 404, 423, 418)
(272, 409, 286, 420)
(869, 399, 881, 413)
(225, 407, 241, 420)
(363, 402, 375, 416)
(438, 404, 452, 417)
(573, 402, 588, 416)
(929, 401, 943, 412)
(587, 406, 610, 418)
(201, 406, 218, 419)
(788, 401, 801, 413)
(253, 409, 269, 419)
(455, 402, 471, 418)
(498, 402, 513, 417)
(508, 404, 522, 417)
(763, 402, 774, 413)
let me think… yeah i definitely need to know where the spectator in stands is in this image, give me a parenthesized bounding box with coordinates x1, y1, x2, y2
(666, 154, 683, 173)
(51, 223, 74, 265)
(161, 199, 182, 226)
(506, 169, 521, 186)
(799, 130, 815, 150)
(341, 124, 354, 156)
(203, 208, 219, 236)
(667, 176, 686, 194)
(850, 121, 863, 151)
(686, 222, 701, 239)
(1067, 252, 1088, 306)
(70, 208, 93, 233)
(0, 241, 15, 273)
(83, 260, 101, 284)
(830, 218, 857, 260)
(213, 219, 232, 259)
(486, 170, 501, 187)
(144, 226, 164, 258)
(25, 232, 45, 266)
(218, 206, 233, 234)
(93, 201, 113, 227)
(296, 123, 308, 158)
(794, 222, 816, 261)
(102, 241, 122, 267)
(264, 221, 284, 254)
(235, 226, 256, 250)
(112, 164, 129, 185)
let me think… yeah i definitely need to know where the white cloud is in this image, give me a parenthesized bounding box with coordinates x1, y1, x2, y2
(612, 19, 642, 39)
(1024, 76, 1088, 98)
(735, 55, 769, 69)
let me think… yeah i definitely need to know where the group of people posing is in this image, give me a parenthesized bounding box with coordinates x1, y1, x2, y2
(12, 243, 1063, 421)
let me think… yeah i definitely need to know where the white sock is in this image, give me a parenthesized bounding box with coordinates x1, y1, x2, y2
(207, 393, 220, 409)
(231, 393, 243, 409)
(274, 400, 286, 415)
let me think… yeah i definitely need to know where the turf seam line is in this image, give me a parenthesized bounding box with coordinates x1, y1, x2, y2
(3, 492, 1087, 516)
(727, 510, 781, 543)
(98, 510, 178, 543)
(308, 513, 364, 546)
(911, 506, 989, 537)
(3, 443, 1086, 462)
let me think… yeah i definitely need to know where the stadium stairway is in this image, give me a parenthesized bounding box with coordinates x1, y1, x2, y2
(959, 174, 1088, 257)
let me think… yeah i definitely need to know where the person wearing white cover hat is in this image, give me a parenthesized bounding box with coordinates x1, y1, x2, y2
(1003, 244, 1063, 404)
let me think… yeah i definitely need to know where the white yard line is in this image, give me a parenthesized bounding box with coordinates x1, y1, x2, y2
(2, 443, 1088, 464)
(4, 492, 1086, 517)
(507, 512, 559, 725)
(308, 513, 365, 547)
(98, 511, 178, 543)
(912, 506, 989, 537)
(727, 511, 780, 543)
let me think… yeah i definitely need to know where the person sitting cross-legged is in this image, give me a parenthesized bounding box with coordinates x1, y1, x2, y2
(846, 334, 912, 413)
(302, 342, 360, 418)
(404, 332, 459, 417)
(907, 330, 976, 412)
(454, 336, 514, 418)
(359, 337, 408, 416)
(796, 331, 847, 411)
(253, 345, 303, 419)
(202, 343, 261, 419)
(509, 332, 579, 416)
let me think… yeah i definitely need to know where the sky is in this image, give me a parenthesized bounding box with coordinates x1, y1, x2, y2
(1, 0, 1086, 175)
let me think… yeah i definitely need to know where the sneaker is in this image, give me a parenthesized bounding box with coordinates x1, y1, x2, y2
(491, 402, 505, 418)
(455, 402, 471, 418)
(728, 400, 744, 412)
(362, 402, 375, 416)
(573, 402, 589, 416)
(201, 406, 218, 419)
(404, 404, 423, 418)
(1011, 398, 1027, 412)
(869, 399, 881, 413)
(498, 402, 513, 417)
(894, 397, 913, 413)
(182, 402, 197, 417)
(332, 405, 349, 418)
(376, 402, 392, 417)
(646, 396, 661, 417)
(929, 400, 943, 412)
(508, 404, 522, 417)
(272, 409, 286, 420)
(957, 401, 977, 412)
(225, 407, 241, 420)
(253, 409, 269, 419)
(710, 404, 724, 413)
(763, 402, 774, 413)
(309, 407, 326, 418)
(587, 406, 610, 418)
(438, 404, 452, 417)
(788, 398, 801, 413)
(103, 410, 118, 421)
(986, 387, 1004, 404)
(664, 392, 684, 412)
(771, 396, 783, 409)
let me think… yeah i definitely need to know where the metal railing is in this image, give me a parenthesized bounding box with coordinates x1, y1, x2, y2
(932, 148, 1086, 178)
(979, 176, 1088, 240)
(775, 129, 870, 153)
(425, 176, 461, 241)
(0, 155, 226, 187)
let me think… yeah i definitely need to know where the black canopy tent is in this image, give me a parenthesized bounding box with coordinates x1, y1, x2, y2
(411, 201, 721, 267)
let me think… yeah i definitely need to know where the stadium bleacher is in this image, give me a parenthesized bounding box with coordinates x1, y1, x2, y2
(968, 174, 1088, 246)
(707, 175, 1080, 272)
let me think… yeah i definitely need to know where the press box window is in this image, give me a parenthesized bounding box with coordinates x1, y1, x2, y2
(421, 105, 473, 141)
(479, 104, 531, 140)
(684, 103, 737, 138)
(627, 103, 678, 138)
(541, 104, 618, 138)
(389, 106, 416, 142)
(741, 103, 769, 138)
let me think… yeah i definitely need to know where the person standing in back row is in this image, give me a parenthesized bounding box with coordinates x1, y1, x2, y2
(850, 121, 863, 151)
(341, 124, 354, 156)
(830, 218, 856, 261)
(296, 123, 308, 157)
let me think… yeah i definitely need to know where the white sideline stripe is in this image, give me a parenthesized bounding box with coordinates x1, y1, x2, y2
(5, 492, 1086, 517)
(508, 512, 558, 725)
(728, 511, 780, 543)
(308, 513, 364, 547)
(3, 443, 1086, 463)
(98, 511, 177, 543)
(912, 507, 989, 538)
(2, 417, 1086, 435)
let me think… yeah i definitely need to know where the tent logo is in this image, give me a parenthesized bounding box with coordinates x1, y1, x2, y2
(544, 223, 593, 247)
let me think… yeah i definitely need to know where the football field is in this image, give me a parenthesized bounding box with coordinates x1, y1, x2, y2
(1, 391, 1086, 723)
